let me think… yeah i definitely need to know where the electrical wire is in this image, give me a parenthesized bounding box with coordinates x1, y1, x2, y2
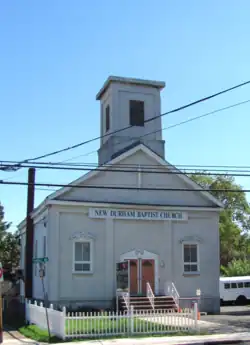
(60, 98, 250, 161)
(7, 160, 250, 169)
(24, 162, 250, 169)
(3, 161, 250, 175)
(2, 98, 250, 175)
(0, 150, 98, 182)
(15, 79, 250, 164)
(36, 187, 58, 192)
(0, 180, 249, 193)
(14, 98, 250, 167)
(2, 162, 250, 177)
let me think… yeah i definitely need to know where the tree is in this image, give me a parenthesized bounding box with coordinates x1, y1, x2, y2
(0, 232, 20, 269)
(0, 202, 11, 236)
(0, 202, 20, 269)
(221, 259, 250, 277)
(191, 174, 250, 267)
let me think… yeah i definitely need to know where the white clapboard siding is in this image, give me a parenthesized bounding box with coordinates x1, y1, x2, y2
(25, 300, 198, 340)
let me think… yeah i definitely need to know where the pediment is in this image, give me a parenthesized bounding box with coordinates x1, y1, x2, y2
(69, 231, 96, 240)
(179, 235, 203, 243)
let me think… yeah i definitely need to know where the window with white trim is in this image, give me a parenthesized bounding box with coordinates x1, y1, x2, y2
(73, 240, 93, 273)
(183, 243, 199, 273)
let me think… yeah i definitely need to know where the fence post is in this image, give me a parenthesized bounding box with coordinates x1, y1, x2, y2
(193, 302, 198, 330)
(61, 306, 66, 340)
(130, 305, 134, 335)
(25, 299, 29, 324)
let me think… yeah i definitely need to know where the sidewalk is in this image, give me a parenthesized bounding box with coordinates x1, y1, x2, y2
(3, 327, 36, 344)
(3, 330, 250, 345)
(54, 332, 250, 345)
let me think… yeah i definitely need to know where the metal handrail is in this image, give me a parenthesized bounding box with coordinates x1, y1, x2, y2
(165, 281, 179, 308)
(146, 282, 154, 310)
(123, 292, 130, 310)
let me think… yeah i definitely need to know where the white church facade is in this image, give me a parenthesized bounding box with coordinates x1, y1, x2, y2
(18, 76, 222, 313)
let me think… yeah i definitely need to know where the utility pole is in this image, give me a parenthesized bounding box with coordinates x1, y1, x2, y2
(0, 262, 4, 344)
(0, 284, 2, 344)
(25, 168, 36, 299)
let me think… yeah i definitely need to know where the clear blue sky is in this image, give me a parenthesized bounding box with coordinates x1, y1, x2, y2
(1, 0, 250, 231)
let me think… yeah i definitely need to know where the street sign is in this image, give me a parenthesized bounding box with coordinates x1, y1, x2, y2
(0, 263, 3, 283)
(32, 257, 49, 264)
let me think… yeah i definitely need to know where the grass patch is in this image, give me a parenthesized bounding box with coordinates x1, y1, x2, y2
(66, 316, 186, 336)
(19, 316, 207, 343)
(19, 325, 61, 343)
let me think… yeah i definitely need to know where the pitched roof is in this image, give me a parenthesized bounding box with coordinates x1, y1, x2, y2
(17, 143, 223, 229)
(47, 143, 223, 207)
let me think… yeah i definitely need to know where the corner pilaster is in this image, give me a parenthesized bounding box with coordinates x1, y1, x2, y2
(164, 220, 173, 281)
(105, 217, 114, 299)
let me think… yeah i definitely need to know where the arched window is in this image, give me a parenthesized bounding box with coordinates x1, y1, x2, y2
(71, 232, 95, 274)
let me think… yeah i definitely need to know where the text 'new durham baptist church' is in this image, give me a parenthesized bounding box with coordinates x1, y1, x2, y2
(88, 208, 187, 221)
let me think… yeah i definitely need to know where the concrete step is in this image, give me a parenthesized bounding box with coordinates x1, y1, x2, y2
(119, 295, 179, 312)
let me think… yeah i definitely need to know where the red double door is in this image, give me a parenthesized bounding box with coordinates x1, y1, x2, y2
(129, 259, 155, 295)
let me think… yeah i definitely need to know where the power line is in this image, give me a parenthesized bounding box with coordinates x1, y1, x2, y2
(57, 150, 97, 163)
(21, 98, 250, 166)
(142, 99, 250, 140)
(3, 159, 250, 171)
(2, 162, 250, 177)
(0, 149, 98, 182)
(3, 97, 249, 173)
(76, 98, 250, 160)
(15, 79, 250, 164)
(36, 187, 58, 192)
(32, 163, 250, 169)
(1, 180, 249, 193)
(80, 99, 250, 159)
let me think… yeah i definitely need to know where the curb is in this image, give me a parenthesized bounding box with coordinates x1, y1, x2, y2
(59, 336, 250, 345)
(199, 341, 250, 345)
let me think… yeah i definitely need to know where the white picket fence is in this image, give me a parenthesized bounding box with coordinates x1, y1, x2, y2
(25, 300, 65, 338)
(25, 300, 198, 340)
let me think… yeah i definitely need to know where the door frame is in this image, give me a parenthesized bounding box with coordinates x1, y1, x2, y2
(120, 250, 159, 294)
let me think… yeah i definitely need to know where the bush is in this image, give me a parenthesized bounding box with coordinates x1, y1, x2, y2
(221, 259, 250, 276)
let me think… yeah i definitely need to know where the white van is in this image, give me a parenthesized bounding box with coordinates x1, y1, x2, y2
(220, 276, 250, 305)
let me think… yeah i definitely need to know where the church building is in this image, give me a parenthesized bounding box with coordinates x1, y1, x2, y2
(18, 76, 222, 313)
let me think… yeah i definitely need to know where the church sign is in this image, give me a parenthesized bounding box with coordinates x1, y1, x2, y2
(89, 208, 187, 221)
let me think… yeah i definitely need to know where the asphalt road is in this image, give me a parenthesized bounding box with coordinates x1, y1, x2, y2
(201, 306, 250, 334)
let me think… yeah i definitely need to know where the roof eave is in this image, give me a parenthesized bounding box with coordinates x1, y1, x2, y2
(96, 76, 166, 100)
(17, 198, 49, 231)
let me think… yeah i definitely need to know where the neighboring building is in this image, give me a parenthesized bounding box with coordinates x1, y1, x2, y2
(18, 76, 222, 313)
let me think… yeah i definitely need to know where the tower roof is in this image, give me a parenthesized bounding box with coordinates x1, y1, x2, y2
(96, 76, 166, 100)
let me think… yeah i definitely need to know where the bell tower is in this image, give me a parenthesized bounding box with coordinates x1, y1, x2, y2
(96, 76, 166, 165)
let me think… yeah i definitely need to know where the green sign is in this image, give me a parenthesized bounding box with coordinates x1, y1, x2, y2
(32, 257, 49, 263)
